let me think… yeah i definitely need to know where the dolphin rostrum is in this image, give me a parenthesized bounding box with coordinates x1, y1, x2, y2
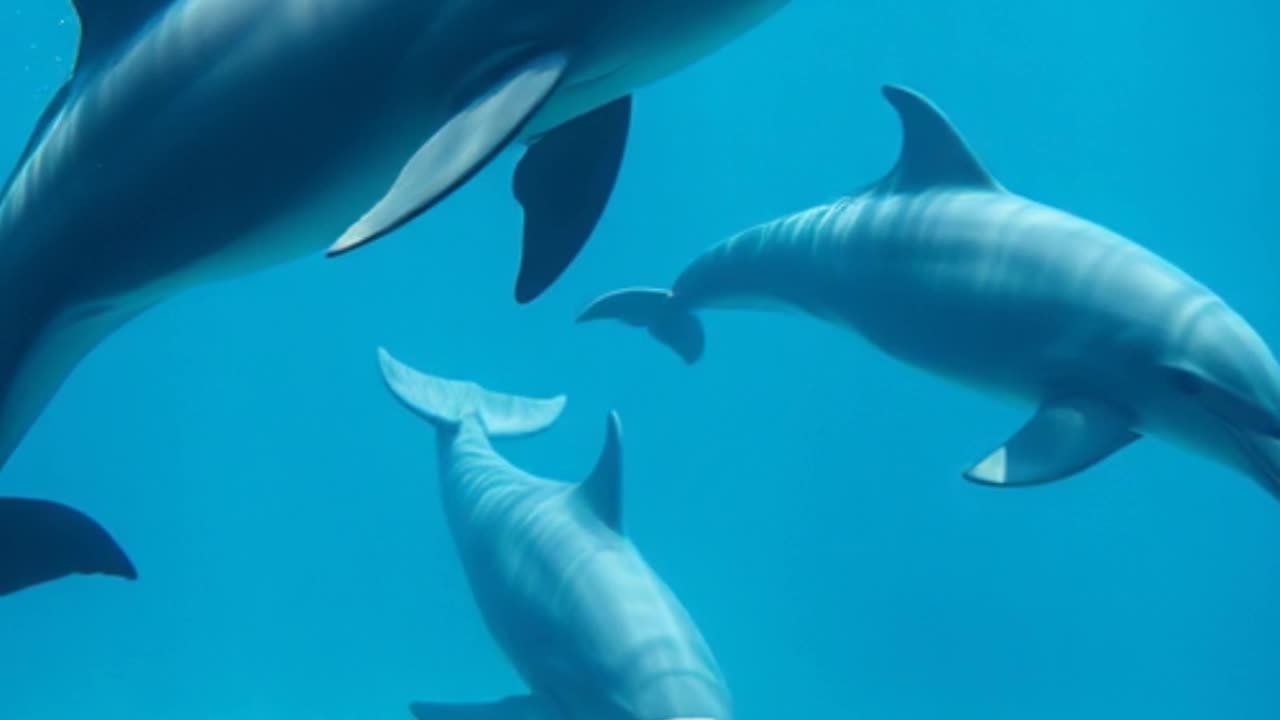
(0, 0, 787, 594)
(379, 348, 731, 720)
(580, 85, 1280, 500)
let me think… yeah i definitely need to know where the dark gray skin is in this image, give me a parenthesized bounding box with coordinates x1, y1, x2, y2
(0, 0, 786, 595)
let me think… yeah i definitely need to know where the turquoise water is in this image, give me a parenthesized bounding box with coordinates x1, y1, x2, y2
(3, 2, 1279, 718)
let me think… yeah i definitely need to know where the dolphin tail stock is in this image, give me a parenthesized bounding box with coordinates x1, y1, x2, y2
(577, 287, 705, 365)
(377, 348, 566, 438)
(0, 497, 137, 597)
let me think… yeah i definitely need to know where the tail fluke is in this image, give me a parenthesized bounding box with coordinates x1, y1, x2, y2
(577, 288, 705, 364)
(378, 348, 566, 437)
(0, 497, 137, 597)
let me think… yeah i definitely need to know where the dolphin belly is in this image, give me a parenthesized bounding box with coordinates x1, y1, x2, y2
(527, 0, 788, 136)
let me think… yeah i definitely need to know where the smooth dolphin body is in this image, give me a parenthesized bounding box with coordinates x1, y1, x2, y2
(0, 0, 787, 594)
(581, 86, 1280, 500)
(378, 349, 731, 720)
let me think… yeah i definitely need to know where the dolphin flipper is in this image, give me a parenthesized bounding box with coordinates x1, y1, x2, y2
(328, 53, 570, 257)
(578, 288, 705, 364)
(410, 696, 561, 720)
(513, 95, 632, 303)
(0, 497, 137, 596)
(964, 397, 1140, 486)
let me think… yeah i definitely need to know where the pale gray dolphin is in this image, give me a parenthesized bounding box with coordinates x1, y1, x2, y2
(580, 85, 1280, 500)
(378, 349, 731, 720)
(0, 0, 787, 593)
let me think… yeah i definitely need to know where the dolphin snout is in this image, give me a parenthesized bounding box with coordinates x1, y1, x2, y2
(1234, 430, 1280, 502)
(1245, 384, 1280, 440)
(1184, 367, 1280, 440)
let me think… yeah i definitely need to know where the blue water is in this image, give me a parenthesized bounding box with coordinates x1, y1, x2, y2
(3, 2, 1279, 718)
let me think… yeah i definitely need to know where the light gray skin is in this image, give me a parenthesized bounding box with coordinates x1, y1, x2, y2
(0, 0, 786, 589)
(581, 85, 1280, 500)
(378, 349, 730, 720)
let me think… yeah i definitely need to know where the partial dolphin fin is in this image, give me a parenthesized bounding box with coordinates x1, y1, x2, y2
(578, 288, 705, 365)
(965, 397, 1140, 486)
(577, 412, 624, 532)
(513, 95, 633, 303)
(875, 85, 1001, 194)
(378, 348, 565, 438)
(328, 53, 570, 257)
(72, 0, 170, 71)
(0, 497, 137, 596)
(410, 695, 560, 720)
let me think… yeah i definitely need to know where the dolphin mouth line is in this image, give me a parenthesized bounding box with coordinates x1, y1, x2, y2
(1224, 420, 1280, 498)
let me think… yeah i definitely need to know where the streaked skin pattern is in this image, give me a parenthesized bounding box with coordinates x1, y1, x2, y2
(0, 0, 787, 471)
(433, 416, 730, 720)
(634, 91, 1280, 498)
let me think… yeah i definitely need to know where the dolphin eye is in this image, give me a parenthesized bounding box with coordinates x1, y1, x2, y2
(1170, 368, 1204, 395)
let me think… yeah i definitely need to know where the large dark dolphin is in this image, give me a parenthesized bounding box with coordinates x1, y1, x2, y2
(379, 349, 732, 720)
(0, 0, 786, 594)
(581, 86, 1280, 501)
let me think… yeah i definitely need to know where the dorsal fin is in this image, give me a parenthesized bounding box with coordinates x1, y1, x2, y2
(874, 85, 1001, 194)
(577, 412, 623, 532)
(72, 0, 169, 71)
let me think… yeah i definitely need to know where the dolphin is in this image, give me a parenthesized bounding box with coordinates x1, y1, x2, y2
(378, 348, 731, 720)
(580, 85, 1280, 500)
(0, 0, 788, 595)
(0, 498, 136, 596)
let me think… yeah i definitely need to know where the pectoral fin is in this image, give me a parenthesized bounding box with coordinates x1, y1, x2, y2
(410, 695, 560, 720)
(328, 53, 570, 256)
(513, 94, 632, 302)
(964, 397, 1139, 486)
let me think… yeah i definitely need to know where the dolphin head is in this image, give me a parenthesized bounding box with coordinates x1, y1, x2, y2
(1157, 299, 1280, 495)
(1162, 301, 1280, 436)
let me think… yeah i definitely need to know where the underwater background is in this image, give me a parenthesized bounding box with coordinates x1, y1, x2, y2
(2, 1, 1279, 718)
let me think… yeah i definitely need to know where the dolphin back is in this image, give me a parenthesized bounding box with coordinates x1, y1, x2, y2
(378, 349, 566, 438)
